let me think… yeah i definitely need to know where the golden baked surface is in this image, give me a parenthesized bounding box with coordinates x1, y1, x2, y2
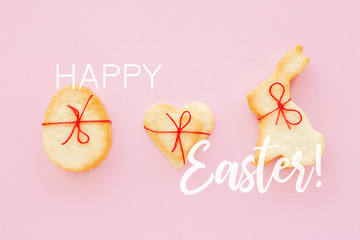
(144, 103, 214, 169)
(246, 45, 325, 167)
(43, 85, 112, 171)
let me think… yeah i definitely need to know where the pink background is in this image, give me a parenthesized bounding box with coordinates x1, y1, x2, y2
(1, 0, 360, 239)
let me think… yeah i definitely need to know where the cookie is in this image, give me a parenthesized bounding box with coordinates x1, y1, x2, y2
(144, 103, 214, 169)
(42, 84, 112, 171)
(246, 45, 325, 167)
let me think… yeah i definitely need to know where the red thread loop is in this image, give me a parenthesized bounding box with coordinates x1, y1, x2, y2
(42, 95, 112, 145)
(258, 82, 302, 129)
(144, 111, 210, 165)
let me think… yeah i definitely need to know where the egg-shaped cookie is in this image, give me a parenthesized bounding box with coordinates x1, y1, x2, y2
(42, 85, 112, 171)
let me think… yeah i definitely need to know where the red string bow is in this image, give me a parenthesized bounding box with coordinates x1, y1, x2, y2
(258, 82, 302, 129)
(144, 111, 210, 165)
(42, 95, 112, 145)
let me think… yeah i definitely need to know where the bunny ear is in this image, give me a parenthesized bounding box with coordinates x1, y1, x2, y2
(246, 45, 310, 118)
(273, 45, 310, 84)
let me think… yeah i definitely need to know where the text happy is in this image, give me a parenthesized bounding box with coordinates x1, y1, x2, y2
(56, 64, 162, 90)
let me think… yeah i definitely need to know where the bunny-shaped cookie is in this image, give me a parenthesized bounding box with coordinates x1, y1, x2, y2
(247, 45, 325, 167)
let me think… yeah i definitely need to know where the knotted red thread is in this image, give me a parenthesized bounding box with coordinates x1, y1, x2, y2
(144, 111, 210, 165)
(42, 95, 111, 145)
(258, 82, 302, 129)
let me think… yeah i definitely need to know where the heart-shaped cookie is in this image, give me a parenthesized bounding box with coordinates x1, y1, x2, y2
(144, 103, 214, 169)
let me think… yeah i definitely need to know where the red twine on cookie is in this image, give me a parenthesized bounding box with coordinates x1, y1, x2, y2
(144, 111, 210, 165)
(258, 82, 302, 129)
(42, 95, 111, 145)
